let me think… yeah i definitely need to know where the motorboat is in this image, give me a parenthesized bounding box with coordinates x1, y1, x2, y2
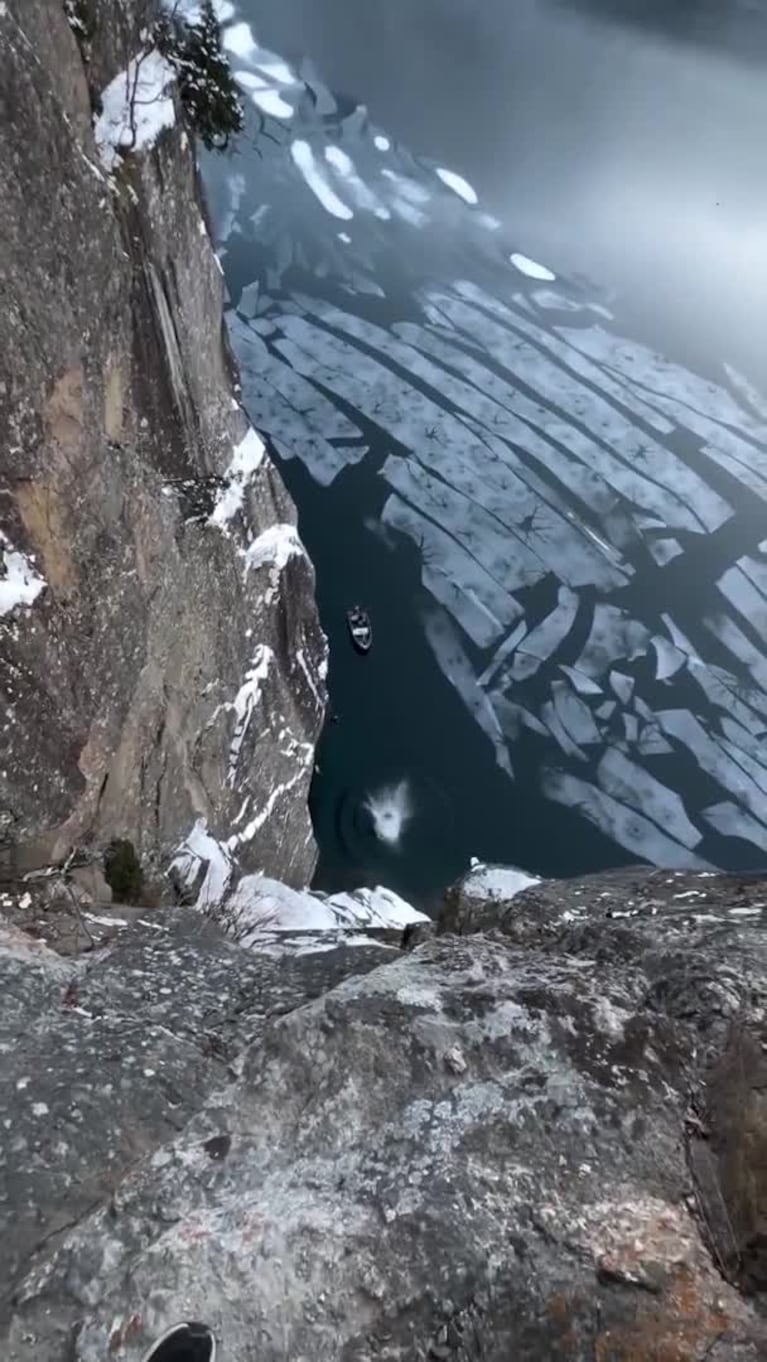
(347, 605, 372, 654)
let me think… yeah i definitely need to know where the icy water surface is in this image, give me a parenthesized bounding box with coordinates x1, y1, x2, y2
(202, 0, 767, 905)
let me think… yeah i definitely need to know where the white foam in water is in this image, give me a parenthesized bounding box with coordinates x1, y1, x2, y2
(510, 253, 556, 282)
(364, 780, 413, 848)
(290, 140, 353, 219)
(435, 167, 478, 205)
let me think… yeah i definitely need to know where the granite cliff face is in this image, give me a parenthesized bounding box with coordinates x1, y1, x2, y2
(0, 0, 326, 890)
(2, 864, 767, 1361)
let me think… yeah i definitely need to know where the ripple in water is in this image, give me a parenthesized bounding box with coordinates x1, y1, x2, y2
(363, 779, 412, 848)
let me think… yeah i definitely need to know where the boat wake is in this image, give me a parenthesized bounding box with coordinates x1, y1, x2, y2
(363, 780, 413, 849)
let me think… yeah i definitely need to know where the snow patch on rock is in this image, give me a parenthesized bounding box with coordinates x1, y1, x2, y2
(94, 50, 176, 171)
(210, 426, 266, 528)
(461, 863, 540, 901)
(224, 876, 427, 943)
(0, 533, 45, 616)
(241, 523, 305, 575)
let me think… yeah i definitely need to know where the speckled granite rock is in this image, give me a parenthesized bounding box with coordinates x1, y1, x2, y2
(0, 908, 396, 1342)
(3, 866, 767, 1361)
(0, 0, 325, 889)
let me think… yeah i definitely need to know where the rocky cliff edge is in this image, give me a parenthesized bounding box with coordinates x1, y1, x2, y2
(1, 863, 767, 1360)
(0, 0, 326, 890)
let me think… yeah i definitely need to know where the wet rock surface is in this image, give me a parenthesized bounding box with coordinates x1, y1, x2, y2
(2, 865, 767, 1360)
(0, 0, 325, 888)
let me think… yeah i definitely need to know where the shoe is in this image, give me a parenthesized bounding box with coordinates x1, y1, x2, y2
(141, 1321, 216, 1362)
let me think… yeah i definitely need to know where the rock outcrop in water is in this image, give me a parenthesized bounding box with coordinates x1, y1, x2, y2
(0, 0, 326, 890)
(2, 864, 767, 1360)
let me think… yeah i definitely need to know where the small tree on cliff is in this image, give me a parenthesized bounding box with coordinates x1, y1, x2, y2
(155, 0, 243, 150)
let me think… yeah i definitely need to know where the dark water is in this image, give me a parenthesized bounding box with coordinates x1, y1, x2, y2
(203, 0, 767, 906)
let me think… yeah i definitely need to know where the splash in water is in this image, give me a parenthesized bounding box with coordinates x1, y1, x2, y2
(364, 780, 413, 848)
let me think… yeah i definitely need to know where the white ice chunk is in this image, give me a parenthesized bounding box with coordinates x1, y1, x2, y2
(223, 21, 257, 58)
(290, 140, 353, 219)
(510, 588, 579, 681)
(436, 167, 478, 204)
(478, 620, 528, 688)
(648, 538, 683, 567)
(595, 700, 616, 720)
(459, 863, 540, 901)
(423, 608, 513, 776)
(250, 88, 293, 119)
(609, 671, 635, 704)
(543, 770, 707, 868)
(510, 253, 556, 282)
(717, 565, 767, 639)
(209, 426, 266, 527)
(651, 636, 686, 682)
(577, 607, 649, 678)
(738, 554, 767, 600)
(705, 611, 767, 691)
(637, 724, 673, 756)
(236, 281, 261, 318)
(551, 680, 601, 746)
(381, 494, 516, 647)
(597, 748, 701, 848)
(703, 801, 767, 854)
(622, 713, 638, 743)
(723, 363, 767, 422)
(374, 134, 391, 152)
(94, 49, 175, 171)
(490, 693, 548, 740)
(325, 145, 390, 217)
(657, 709, 767, 822)
(541, 700, 588, 762)
(0, 533, 45, 615)
(559, 665, 602, 696)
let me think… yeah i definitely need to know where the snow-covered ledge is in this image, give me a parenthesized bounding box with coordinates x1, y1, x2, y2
(459, 860, 541, 901)
(221, 875, 428, 948)
(169, 821, 428, 952)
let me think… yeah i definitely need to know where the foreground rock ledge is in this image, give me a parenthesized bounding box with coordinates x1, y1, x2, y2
(2, 865, 767, 1360)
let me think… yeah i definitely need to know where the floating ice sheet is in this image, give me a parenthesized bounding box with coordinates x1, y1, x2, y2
(510, 253, 555, 282)
(542, 770, 708, 868)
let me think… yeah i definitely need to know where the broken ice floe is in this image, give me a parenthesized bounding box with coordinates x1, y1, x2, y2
(510, 253, 556, 282)
(542, 770, 709, 869)
(435, 167, 478, 205)
(290, 140, 353, 219)
(423, 608, 513, 776)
